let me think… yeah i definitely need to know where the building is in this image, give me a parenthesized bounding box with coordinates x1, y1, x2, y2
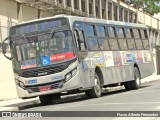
(0, 0, 159, 100)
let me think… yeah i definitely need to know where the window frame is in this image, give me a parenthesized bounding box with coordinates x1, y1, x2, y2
(73, 21, 87, 51)
(124, 27, 136, 50)
(73, 21, 149, 51)
(95, 24, 110, 51)
(115, 26, 128, 50)
(84, 23, 100, 51)
(106, 25, 120, 51)
(139, 28, 150, 50)
(133, 28, 144, 50)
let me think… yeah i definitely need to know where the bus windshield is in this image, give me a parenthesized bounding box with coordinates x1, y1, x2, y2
(12, 30, 75, 70)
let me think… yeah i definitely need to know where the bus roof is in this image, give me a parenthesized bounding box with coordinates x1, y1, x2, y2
(14, 14, 147, 28)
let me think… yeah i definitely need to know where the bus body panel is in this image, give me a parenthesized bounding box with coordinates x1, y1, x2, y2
(7, 15, 154, 98)
(138, 62, 154, 79)
(82, 51, 135, 85)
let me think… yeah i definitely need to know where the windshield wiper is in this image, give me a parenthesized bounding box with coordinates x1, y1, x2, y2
(43, 30, 55, 57)
(21, 34, 29, 42)
(50, 30, 55, 39)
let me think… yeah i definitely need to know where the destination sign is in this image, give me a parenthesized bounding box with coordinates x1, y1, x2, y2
(10, 18, 67, 35)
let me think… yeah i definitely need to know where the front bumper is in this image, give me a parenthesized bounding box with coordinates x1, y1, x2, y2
(16, 69, 82, 98)
(15, 61, 84, 98)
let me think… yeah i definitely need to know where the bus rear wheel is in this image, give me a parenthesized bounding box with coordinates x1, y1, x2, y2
(85, 72, 102, 98)
(130, 67, 141, 89)
(124, 67, 141, 90)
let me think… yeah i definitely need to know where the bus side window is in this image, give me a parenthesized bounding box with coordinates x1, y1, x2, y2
(133, 29, 143, 50)
(73, 22, 84, 29)
(125, 28, 136, 50)
(85, 24, 100, 50)
(74, 30, 87, 51)
(116, 27, 128, 50)
(96, 25, 110, 50)
(73, 22, 87, 51)
(140, 29, 150, 50)
(78, 30, 87, 50)
(107, 26, 119, 50)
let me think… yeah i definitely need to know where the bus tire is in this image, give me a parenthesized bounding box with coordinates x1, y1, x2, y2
(124, 82, 131, 90)
(39, 94, 52, 105)
(52, 94, 61, 104)
(85, 72, 102, 98)
(130, 67, 141, 89)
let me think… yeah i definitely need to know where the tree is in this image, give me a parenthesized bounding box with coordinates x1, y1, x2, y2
(122, 0, 160, 15)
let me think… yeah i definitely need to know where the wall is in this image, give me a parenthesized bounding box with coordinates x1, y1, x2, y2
(0, 53, 17, 100)
(0, 0, 52, 100)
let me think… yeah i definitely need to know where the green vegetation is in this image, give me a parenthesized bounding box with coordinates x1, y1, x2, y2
(122, 0, 160, 15)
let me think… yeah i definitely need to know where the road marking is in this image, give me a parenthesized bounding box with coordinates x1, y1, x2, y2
(44, 101, 160, 110)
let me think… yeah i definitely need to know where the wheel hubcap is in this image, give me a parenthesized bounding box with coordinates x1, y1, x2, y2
(135, 70, 140, 86)
(94, 75, 101, 94)
(136, 75, 140, 85)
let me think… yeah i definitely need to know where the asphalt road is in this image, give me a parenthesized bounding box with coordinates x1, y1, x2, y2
(2, 80, 160, 120)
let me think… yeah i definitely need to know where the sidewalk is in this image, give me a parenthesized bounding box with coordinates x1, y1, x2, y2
(0, 74, 160, 111)
(0, 98, 39, 111)
(141, 73, 160, 83)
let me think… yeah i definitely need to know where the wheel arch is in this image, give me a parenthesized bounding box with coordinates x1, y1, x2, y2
(95, 66, 104, 86)
(134, 63, 141, 78)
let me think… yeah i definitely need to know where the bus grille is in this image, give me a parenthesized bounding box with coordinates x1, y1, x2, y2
(20, 64, 68, 78)
(26, 81, 63, 93)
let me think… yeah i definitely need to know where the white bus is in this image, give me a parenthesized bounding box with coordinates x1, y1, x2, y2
(2, 15, 154, 105)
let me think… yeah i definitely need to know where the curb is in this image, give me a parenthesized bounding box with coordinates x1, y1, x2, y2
(0, 98, 39, 111)
(0, 107, 19, 111)
(141, 78, 160, 84)
(0, 97, 39, 107)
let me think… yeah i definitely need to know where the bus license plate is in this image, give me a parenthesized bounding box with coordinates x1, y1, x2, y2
(39, 86, 51, 92)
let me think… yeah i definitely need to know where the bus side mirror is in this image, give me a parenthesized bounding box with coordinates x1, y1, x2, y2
(2, 37, 9, 54)
(2, 37, 13, 60)
(2, 42, 7, 54)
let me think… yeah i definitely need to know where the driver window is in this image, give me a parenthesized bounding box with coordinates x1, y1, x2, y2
(78, 30, 86, 50)
(73, 22, 87, 51)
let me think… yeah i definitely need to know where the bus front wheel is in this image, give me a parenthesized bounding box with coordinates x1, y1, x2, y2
(85, 72, 102, 98)
(39, 94, 52, 105)
(39, 94, 61, 105)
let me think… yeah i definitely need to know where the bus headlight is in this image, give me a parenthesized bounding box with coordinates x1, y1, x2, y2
(72, 68, 77, 76)
(65, 68, 77, 81)
(16, 80, 25, 89)
(19, 81, 25, 88)
(66, 73, 72, 81)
